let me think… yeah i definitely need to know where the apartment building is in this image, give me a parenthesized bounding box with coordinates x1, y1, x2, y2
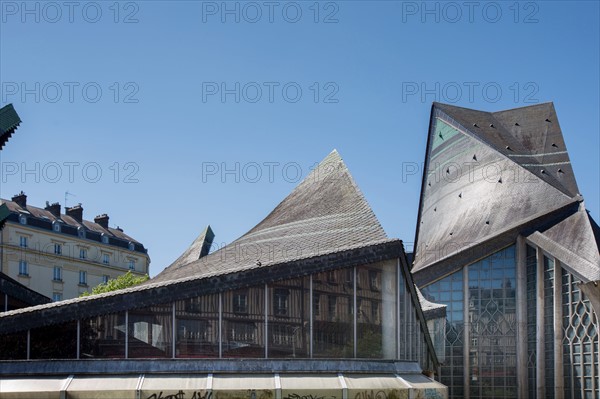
(0, 192, 149, 300)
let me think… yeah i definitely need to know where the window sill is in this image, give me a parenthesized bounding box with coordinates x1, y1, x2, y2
(53, 279, 64, 284)
(18, 273, 30, 278)
(78, 283, 88, 287)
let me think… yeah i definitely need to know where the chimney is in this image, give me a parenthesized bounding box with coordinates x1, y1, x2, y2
(65, 203, 83, 223)
(45, 201, 61, 218)
(94, 214, 109, 229)
(12, 191, 27, 208)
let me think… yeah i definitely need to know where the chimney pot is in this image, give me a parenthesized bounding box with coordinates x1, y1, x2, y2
(94, 214, 109, 229)
(11, 191, 27, 208)
(65, 204, 84, 223)
(44, 202, 62, 218)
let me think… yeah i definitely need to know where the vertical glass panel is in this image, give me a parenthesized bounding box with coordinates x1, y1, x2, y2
(128, 303, 173, 358)
(543, 256, 555, 398)
(222, 286, 265, 358)
(81, 313, 126, 358)
(268, 277, 309, 358)
(525, 244, 537, 399)
(175, 294, 219, 358)
(356, 260, 397, 358)
(30, 321, 78, 359)
(312, 268, 354, 358)
(421, 269, 464, 399)
(468, 245, 517, 399)
(0, 331, 27, 359)
(562, 269, 599, 399)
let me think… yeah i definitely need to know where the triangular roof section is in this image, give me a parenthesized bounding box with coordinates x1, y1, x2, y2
(527, 203, 600, 282)
(434, 102, 579, 197)
(413, 102, 584, 280)
(153, 149, 388, 283)
(158, 225, 215, 276)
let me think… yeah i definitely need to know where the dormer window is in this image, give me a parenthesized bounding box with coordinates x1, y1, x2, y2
(19, 215, 27, 225)
(53, 221, 61, 232)
(128, 242, 135, 251)
(78, 227, 85, 238)
(101, 234, 109, 244)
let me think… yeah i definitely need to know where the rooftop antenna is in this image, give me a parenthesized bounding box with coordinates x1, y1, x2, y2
(65, 191, 76, 208)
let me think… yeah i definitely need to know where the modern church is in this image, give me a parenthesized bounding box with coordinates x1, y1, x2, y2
(414, 103, 600, 399)
(0, 102, 598, 399)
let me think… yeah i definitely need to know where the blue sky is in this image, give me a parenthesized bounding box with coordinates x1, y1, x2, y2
(1, 1, 598, 277)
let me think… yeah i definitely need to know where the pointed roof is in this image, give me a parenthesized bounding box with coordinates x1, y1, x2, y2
(152, 149, 388, 283)
(433, 102, 579, 197)
(158, 225, 215, 275)
(413, 102, 598, 283)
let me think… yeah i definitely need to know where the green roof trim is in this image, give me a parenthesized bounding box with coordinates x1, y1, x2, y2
(0, 103, 22, 150)
(0, 203, 10, 230)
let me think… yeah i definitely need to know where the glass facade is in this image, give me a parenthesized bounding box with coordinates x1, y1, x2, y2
(175, 293, 219, 358)
(222, 286, 265, 358)
(421, 269, 464, 398)
(422, 242, 600, 399)
(525, 245, 537, 399)
(81, 313, 126, 358)
(0, 259, 436, 364)
(422, 246, 517, 399)
(268, 277, 309, 358)
(563, 270, 600, 399)
(128, 304, 173, 358)
(467, 246, 516, 398)
(313, 269, 354, 358)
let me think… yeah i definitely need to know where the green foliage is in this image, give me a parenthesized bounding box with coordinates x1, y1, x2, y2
(80, 271, 149, 297)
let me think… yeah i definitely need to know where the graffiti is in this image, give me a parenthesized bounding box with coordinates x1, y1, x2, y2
(353, 390, 407, 399)
(192, 392, 213, 399)
(147, 391, 186, 399)
(284, 394, 330, 399)
(354, 391, 389, 399)
(146, 391, 212, 399)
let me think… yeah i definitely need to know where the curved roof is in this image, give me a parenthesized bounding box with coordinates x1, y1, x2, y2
(413, 102, 599, 283)
(152, 149, 388, 283)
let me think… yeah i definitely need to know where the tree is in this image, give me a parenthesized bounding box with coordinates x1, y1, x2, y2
(80, 271, 149, 296)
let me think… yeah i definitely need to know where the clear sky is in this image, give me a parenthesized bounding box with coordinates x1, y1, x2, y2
(1, 0, 598, 277)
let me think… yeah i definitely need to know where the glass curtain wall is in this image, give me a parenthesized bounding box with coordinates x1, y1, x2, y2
(0, 260, 426, 363)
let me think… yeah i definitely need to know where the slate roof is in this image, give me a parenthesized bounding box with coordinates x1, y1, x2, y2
(413, 102, 599, 284)
(0, 198, 143, 245)
(152, 149, 388, 283)
(0, 104, 21, 150)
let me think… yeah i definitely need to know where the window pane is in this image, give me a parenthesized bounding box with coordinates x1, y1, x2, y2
(222, 286, 265, 358)
(128, 304, 173, 358)
(268, 277, 309, 358)
(30, 321, 78, 359)
(175, 294, 219, 358)
(0, 331, 27, 360)
(313, 268, 354, 358)
(81, 313, 126, 358)
(356, 260, 397, 359)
